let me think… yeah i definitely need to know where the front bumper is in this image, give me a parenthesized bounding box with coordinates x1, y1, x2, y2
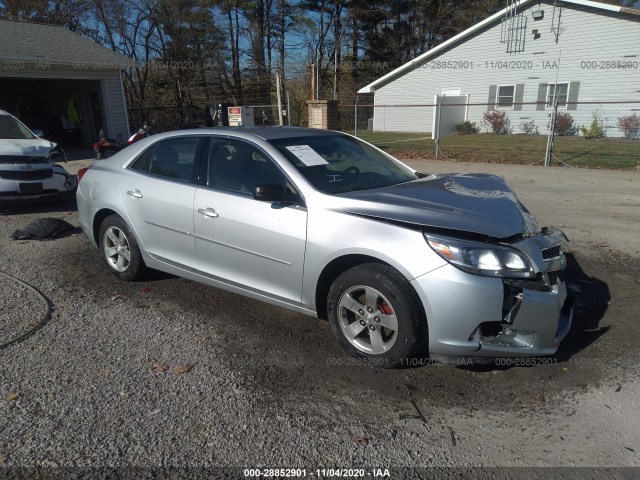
(0, 168, 77, 205)
(411, 263, 574, 358)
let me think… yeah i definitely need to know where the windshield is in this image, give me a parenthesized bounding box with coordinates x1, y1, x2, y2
(0, 114, 36, 140)
(269, 135, 417, 194)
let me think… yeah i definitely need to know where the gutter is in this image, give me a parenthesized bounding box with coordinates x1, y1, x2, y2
(621, 7, 640, 17)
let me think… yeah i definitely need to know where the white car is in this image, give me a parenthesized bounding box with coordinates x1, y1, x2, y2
(0, 110, 77, 205)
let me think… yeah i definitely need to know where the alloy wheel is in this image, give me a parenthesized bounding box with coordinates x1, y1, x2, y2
(337, 285, 399, 355)
(103, 226, 131, 272)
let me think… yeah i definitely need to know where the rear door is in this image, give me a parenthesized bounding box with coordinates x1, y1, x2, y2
(120, 136, 204, 269)
(193, 136, 307, 305)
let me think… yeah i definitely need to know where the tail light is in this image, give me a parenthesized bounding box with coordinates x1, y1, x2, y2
(77, 167, 89, 181)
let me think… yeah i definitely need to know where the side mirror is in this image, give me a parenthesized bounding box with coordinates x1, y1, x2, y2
(253, 183, 295, 203)
(32, 129, 44, 138)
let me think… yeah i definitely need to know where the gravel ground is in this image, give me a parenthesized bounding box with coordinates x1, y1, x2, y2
(1, 162, 640, 475)
(0, 273, 49, 347)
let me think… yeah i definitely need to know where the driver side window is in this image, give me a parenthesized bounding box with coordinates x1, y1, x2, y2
(207, 138, 289, 195)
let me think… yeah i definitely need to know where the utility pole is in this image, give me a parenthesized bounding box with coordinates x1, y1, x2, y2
(286, 90, 291, 126)
(316, 57, 320, 100)
(310, 63, 316, 100)
(276, 66, 284, 126)
(435, 94, 445, 161)
(333, 48, 337, 100)
(354, 95, 359, 137)
(544, 98, 557, 167)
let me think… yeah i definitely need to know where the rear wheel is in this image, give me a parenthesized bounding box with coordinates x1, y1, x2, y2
(327, 263, 427, 368)
(98, 215, 146, 281)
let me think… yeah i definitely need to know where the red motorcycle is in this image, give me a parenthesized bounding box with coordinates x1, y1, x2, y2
(93, 123, 153, 159)
(127, 122, 153, 144)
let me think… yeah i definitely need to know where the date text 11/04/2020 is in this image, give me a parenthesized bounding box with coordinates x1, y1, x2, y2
(244, 468, 391, 478)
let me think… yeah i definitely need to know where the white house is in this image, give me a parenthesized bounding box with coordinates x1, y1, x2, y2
(0, 20, 135, 147)
(358, 0, 640, 137)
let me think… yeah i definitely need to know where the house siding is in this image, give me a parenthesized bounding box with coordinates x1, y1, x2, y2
(102, 72, 130, 140)
(371, 1, 640, 136)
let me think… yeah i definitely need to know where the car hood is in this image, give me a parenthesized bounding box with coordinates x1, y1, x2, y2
(337, 173, 541, 239)
(0, 139, 55, 163)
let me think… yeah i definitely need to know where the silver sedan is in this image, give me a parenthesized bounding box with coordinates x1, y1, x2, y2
(76, 127, 573, 367)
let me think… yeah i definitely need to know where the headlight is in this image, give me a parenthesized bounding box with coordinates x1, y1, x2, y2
(425, 234, 535, 279)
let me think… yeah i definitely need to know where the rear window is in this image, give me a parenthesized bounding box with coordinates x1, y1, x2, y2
(130, 137, 202, 183)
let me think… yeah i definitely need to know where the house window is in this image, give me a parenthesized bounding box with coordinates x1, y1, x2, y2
(547, 82, 569, 108)
(496, 85, 515, 109)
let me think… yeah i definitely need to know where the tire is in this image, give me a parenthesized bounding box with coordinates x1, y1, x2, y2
(327, 263, 427, 368)
(98, 214, 146, 281)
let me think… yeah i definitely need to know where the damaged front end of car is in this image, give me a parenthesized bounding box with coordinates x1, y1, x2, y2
(339, 173, 575, 360)
(414, 226, 574, 361)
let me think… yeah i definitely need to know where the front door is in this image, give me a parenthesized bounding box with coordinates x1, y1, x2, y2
(193, 136, 307, 305)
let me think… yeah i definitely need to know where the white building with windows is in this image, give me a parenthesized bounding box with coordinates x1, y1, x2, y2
(358, 0, 640, 137)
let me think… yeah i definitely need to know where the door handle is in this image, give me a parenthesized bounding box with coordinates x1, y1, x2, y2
(127, 189, 143, 199)
(198, 207, 219, 218)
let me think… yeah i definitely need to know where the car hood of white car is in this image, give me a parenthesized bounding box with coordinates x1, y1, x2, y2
(0, 139, 55, 160)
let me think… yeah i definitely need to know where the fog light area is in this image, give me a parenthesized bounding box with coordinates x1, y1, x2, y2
(472, 322, 536, 348)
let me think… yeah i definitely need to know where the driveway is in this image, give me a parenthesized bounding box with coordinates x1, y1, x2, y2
(1, 161, 638, 472)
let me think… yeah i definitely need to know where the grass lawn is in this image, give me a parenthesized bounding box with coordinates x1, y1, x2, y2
(351, 131, 640, 170)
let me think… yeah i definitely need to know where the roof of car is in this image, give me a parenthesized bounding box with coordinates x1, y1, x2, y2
(197, 126, 343, 141)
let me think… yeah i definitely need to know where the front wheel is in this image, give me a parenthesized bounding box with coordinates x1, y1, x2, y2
(98, 215, 146, 281)
(327, 263, 427, 368)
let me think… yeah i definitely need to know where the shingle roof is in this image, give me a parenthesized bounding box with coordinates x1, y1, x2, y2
(0, 20, 136, 68)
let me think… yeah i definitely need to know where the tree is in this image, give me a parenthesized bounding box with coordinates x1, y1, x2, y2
(0, 0, 89, 30)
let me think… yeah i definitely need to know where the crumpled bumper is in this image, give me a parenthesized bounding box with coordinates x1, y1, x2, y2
(411, 263, 574, 359)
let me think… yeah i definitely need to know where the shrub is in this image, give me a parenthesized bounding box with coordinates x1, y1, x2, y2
(580, 114, 606, 139)
(552, 112, 577, 136)
(617, 114, 640, 140)
(520, 120, 539, 135)
(455, 121, 480, 135)
(483, 111, 511, 134)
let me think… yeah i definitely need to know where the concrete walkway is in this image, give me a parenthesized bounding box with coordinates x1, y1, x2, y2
(65, 159, 94, 175)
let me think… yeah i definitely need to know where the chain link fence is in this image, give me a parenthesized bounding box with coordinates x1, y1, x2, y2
(128, 105, 208, 134)
(128, 103, 286, 134)
(126, 101, 640, 169)
(340, 101, 640, 169)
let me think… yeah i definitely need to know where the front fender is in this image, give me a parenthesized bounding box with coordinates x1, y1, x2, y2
(301, 206, 447, 312)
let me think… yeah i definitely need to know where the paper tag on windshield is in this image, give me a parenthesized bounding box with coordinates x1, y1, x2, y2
(285, 145, 328, 166)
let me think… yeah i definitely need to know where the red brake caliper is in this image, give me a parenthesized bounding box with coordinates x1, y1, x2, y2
(378, 299, 393, 315)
